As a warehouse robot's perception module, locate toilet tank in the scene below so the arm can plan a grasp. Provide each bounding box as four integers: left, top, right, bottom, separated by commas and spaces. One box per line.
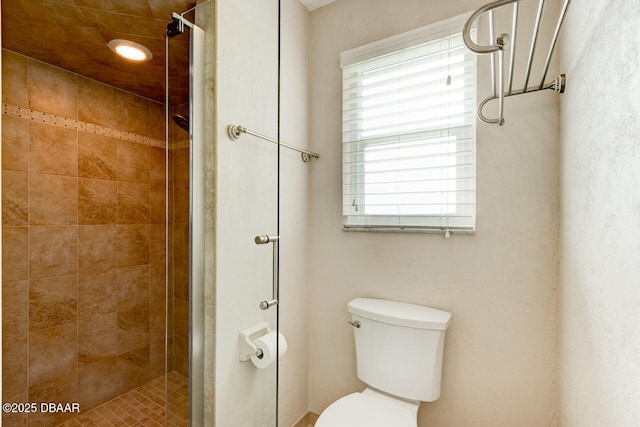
348, 298, 452, 402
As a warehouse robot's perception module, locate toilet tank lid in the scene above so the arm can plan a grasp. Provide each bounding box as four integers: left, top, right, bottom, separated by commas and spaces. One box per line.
348, 298, 451, 330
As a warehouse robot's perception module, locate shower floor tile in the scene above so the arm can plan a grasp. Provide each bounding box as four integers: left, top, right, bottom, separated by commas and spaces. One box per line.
57, 371, 189, 427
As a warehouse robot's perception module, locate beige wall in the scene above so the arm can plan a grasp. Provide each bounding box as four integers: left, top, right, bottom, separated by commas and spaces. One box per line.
1, 50, 166, 426
214, 1, 280, 425
307, 1, 560, 426
198, 0, 218, 423
558, 0, 640, 426
279, 0, 312, 426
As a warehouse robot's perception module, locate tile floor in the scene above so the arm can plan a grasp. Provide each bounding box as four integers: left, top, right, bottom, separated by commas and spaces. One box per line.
56, 372, 188, 426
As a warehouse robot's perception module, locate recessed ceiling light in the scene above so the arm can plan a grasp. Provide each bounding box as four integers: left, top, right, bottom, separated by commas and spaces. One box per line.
108, 39, 153, 62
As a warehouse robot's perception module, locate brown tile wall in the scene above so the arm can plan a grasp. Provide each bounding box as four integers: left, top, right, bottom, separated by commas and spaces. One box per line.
1, 49, 167, 427
168, 103, 190, 377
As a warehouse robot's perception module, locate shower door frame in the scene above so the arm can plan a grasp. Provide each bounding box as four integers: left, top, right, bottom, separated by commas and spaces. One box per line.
165, 11, 206, 426
188, 18, 206, 426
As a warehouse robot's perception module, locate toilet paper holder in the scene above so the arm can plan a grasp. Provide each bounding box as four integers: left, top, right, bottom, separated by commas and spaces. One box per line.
238, 321, 271, 362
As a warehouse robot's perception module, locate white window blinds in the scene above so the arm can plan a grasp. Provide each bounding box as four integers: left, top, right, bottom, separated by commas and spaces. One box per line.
341, 16, 476, 231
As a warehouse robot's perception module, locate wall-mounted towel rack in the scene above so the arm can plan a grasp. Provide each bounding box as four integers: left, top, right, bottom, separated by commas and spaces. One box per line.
463, 0, 570, 125
227, 124, 320, 162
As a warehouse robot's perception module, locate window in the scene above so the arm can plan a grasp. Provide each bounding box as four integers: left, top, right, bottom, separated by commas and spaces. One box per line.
341, 14, 476, 232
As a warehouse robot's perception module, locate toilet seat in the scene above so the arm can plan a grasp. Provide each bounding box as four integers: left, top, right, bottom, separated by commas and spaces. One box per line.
315, 389, 418, 427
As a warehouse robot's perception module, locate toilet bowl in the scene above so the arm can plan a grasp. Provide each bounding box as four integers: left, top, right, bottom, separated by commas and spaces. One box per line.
315, 298, 451, 426
315, 388, 419, 427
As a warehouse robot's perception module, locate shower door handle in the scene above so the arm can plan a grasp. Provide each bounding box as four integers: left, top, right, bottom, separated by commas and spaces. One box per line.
255, 235, 279, 310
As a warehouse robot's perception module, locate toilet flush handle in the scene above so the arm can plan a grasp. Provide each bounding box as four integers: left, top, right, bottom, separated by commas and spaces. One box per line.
347, 320, 361, 328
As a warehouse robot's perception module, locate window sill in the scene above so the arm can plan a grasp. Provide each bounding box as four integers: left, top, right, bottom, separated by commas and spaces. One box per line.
342, 226, 475, 235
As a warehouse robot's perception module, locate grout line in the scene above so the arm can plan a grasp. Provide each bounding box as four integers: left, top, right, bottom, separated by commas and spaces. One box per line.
25, 57, 32, 423
75, 82, 80, 416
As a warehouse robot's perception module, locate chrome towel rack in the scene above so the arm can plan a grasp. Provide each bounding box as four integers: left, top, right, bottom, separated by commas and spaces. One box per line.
463, 0, 570, 125
227, 124, 320, 162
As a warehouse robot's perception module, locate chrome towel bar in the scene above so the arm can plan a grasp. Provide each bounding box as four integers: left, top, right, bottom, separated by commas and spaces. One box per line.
228, 124, 320, 162
462, 0, 570, 125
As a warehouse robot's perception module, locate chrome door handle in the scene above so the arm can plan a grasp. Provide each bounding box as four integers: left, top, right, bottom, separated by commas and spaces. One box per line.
255, 235, 279, 310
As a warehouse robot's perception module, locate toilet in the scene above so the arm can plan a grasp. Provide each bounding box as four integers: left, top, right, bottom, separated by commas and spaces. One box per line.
315, 298, 452, 427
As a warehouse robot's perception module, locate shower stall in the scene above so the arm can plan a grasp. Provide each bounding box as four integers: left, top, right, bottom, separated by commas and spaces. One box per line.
1, 0, 287, 425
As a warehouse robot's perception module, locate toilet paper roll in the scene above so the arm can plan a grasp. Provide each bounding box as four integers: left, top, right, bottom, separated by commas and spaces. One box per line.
250, 330, 287, 369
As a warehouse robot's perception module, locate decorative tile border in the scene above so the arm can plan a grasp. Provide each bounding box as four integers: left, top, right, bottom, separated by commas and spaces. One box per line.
3, 103, 165, 148
170, 139, 190, 150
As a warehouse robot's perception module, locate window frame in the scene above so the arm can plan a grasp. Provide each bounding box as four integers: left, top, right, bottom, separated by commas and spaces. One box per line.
340, 13, 477, 233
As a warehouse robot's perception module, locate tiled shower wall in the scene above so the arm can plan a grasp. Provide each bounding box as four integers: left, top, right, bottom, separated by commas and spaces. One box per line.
168, 104, 190, 377
1, 49, 167, 426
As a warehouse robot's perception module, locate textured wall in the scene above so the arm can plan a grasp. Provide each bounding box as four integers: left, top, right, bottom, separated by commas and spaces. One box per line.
558, 0, 640, 426
214, 1, 280, 425
307, 1, 560, 426
1, 50, 166, 426
278, 0, 312, 426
